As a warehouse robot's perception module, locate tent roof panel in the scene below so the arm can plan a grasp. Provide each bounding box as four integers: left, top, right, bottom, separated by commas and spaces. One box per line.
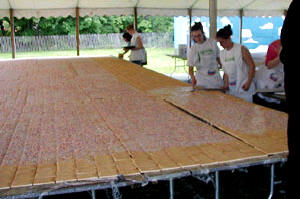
0, 0, 292, 18
79, 0, 136, 8
138, 0, 195, 9
9, 0, 77, 9
245, 0, 291, 10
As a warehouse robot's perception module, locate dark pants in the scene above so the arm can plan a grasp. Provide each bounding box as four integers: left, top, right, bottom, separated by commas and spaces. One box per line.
130, 60, 143, 66
252, 93, 287, 113
286, 111, 298, 199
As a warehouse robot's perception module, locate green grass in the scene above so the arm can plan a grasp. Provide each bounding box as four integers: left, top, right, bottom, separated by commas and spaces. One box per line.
0, 48, 188, 74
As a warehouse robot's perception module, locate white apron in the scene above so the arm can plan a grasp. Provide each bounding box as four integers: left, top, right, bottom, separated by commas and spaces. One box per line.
187, 39, 223, 89
129, 32, 146, 62
255, 63, 284, 90
221, 43, 255, 102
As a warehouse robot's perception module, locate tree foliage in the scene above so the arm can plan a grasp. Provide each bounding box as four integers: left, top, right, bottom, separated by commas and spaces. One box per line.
0, 15, 173, 36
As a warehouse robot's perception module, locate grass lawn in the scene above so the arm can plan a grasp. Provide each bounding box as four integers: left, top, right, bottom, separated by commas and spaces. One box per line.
0, 48, 188, 75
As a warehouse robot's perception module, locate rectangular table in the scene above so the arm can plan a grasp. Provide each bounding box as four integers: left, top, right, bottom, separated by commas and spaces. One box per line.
0, 57, 287, 199
166, 54, 189, 76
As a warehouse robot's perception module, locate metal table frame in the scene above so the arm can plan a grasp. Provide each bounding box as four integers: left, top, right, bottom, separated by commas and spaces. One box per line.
0, 157, 286, 199
166, 54, 189, 77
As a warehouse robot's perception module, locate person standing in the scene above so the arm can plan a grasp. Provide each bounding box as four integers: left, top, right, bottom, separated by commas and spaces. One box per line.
280, 1, 299, 198
118, 32, 132, 59
187, 22, 223, 89
216, 25, 256, 102
263, 39, 284, 89
126, 24, 147, 66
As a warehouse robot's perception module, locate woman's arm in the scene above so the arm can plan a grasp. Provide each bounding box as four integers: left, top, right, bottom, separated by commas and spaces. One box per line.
132, 37, 144, 50
265, 41, 281, 69
216, 57, 222, 69
241, 45, 255, 91
189, 66, 196, 87
123, 48, 129, 54
266, 56, 281, 69
118, 48, 129, 59
222, 73, 229, 90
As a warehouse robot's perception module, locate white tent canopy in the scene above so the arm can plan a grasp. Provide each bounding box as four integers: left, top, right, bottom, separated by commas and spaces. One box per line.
0, 0, 291, 18
1, 0, 291, 58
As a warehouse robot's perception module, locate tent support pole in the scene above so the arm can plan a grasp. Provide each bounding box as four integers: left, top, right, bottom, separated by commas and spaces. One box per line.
188, 8, 192, 48
76, 7, 80, 56
209, 0, 217, 39
9, 8, 16, 59
239, 9, 244, 44
134, 7, 138, 30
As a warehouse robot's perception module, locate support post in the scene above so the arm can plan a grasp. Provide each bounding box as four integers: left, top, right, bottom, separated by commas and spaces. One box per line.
215, 171, 219, 199
9, 8, 16, 59
239, 9, 244, 44
91, 189, 96, 199
134, 7, 138, 30
76, 7, 80, 56
209, 0, 217, 39
268, 164, 275, 199
169, 178, 174, 199
111, 181, 121, 199
188, 8, 192, 48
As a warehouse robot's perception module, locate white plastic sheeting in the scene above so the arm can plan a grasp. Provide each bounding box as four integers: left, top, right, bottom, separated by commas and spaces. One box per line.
0, 0, 291, 18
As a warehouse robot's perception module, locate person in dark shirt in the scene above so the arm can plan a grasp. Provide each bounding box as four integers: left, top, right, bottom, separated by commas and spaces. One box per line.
280, 1, 299, 198
118, 32, 132, 59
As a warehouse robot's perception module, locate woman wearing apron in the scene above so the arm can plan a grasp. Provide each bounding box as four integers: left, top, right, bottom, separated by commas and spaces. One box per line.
187, 22, 223, 89
216, 25, 256, 102
126, 24, 147, 66
260, 39, 284, 89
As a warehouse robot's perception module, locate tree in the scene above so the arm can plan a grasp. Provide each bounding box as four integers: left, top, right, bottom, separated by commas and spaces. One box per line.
0, 15, 173, 36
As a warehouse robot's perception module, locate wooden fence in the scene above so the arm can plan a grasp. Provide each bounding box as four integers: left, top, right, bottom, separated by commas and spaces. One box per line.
0, 32, 173, 52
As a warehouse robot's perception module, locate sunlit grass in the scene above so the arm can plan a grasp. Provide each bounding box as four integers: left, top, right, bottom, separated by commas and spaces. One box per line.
0, 48, 188, 74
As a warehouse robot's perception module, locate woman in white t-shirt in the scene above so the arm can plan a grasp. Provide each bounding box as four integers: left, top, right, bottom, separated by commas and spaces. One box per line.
216, 25, 256, 102
126, 24, 147, 66
187, 22, 223, 89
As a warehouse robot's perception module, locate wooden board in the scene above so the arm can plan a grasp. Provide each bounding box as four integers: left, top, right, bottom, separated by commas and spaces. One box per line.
0, 57, 282, 194
162, 87, 288, 155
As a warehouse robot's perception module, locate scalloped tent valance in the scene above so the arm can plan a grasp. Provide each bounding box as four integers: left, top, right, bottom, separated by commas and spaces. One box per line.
0, 0, 291, 18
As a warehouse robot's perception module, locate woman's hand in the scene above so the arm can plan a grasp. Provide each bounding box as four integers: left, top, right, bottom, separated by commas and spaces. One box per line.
242, 81, 251, 91
221, 86, 229, 91
191, 76, 197, 87
222, 73, 229, 91
189, 66, 196, 87
118, 53, 124, 59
